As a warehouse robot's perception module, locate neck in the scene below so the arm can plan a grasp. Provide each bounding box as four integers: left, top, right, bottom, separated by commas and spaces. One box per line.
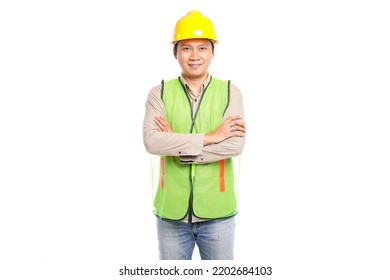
182, 73, 208, 96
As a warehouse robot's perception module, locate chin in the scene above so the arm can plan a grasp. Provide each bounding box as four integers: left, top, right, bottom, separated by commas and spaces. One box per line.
186, 72, 207, 78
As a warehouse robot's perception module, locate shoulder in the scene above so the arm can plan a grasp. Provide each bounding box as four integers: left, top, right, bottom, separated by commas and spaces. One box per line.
212, 77, 241, 92
211, 76, 243, 98
147, 83, 163, 101
229, 82, 241, 92
147, 77, 181, 100
229, 82, 243, 99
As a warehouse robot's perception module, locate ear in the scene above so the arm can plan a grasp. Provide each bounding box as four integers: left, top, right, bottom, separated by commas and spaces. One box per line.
173, 48, 177, 59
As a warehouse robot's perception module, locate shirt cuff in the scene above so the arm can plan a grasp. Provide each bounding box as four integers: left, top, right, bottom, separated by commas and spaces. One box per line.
178, 134, 204, 163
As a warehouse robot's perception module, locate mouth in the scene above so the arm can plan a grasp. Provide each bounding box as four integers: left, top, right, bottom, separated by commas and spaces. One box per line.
188, 63, 202, 70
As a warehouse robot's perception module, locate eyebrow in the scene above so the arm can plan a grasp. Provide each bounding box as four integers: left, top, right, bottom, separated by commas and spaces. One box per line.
181, 43, 208, 48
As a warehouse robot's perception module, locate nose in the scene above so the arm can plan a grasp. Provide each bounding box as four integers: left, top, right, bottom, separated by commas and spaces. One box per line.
189, 49, 200, 60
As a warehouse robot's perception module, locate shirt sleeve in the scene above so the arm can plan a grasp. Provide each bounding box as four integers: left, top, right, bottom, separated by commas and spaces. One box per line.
143, 84, 205, 157
179, 83, 246, 164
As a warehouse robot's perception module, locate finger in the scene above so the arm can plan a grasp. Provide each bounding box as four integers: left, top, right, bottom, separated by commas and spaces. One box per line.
154, 118, 166, 131
233, 122, 246, 131
155, 116, 164, 123
154, 119, 163, 129
234, 122, 246, 129
160, 120, 170, 130
228, 117, 244, 126
226, 115, 242, 120
155, 116, 172, 132
155, 117, 167, 127
234, 131, 246, 137
231, 125, 246, 134
224, 115, 241, 124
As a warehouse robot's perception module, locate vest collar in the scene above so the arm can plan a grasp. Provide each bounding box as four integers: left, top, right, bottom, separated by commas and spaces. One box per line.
179, 74, 212, 96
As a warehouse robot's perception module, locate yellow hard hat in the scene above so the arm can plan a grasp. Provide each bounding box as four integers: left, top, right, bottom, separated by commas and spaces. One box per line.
172, 10, 218, 45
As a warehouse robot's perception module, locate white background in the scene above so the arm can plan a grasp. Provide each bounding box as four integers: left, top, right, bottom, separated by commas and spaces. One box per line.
1, 0, 389, 279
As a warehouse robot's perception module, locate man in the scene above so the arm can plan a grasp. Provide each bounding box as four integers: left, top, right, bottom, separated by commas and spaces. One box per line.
143, 10, 246, 260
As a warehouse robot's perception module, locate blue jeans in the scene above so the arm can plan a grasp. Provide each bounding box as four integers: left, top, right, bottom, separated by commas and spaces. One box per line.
156, 216, 235, 260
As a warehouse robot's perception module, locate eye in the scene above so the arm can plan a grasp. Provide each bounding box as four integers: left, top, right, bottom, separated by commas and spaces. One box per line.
199, 47, 207, 52
182, 47, 191, 52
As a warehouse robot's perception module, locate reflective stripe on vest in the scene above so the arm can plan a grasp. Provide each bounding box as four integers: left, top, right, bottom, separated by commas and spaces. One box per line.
220, 159, 225, 192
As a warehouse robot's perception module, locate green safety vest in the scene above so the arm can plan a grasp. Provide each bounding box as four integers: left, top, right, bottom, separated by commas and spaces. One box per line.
153, 77, 237, 220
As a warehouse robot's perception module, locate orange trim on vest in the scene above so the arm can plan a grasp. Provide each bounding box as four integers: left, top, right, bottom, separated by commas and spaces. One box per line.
160, 157, 165, 189
219, 160, 225, 192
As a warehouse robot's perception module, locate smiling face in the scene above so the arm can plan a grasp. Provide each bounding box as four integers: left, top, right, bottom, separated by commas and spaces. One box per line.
174, 38, 214, 82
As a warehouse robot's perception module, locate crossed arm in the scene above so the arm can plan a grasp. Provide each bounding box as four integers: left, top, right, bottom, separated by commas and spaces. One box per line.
143, 84, 246, 164
154, 115, 245, 146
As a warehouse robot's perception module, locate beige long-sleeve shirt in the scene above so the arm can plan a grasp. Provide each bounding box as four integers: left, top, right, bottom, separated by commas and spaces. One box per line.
143, 74, 245, 222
